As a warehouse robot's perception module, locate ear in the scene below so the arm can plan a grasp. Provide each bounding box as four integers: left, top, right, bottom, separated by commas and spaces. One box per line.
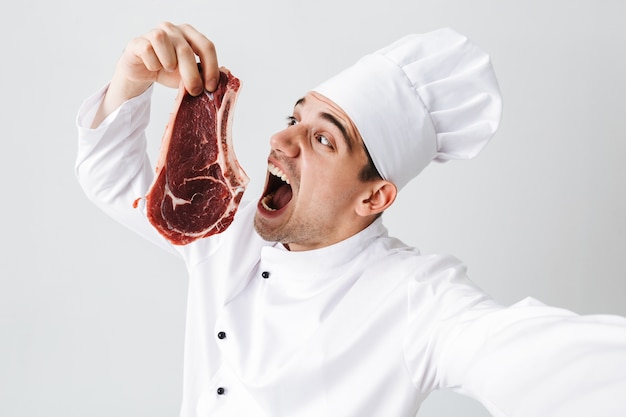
356, 180, 397, 217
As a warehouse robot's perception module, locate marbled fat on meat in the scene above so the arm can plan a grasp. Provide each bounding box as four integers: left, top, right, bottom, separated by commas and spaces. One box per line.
144, 69, 248, 245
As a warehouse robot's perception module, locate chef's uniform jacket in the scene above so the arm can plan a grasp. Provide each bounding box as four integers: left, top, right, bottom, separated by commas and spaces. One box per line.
75, 85, 626, 417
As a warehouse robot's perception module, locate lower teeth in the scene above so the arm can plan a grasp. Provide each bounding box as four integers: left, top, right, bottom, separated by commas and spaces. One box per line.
261, 194, 276, 211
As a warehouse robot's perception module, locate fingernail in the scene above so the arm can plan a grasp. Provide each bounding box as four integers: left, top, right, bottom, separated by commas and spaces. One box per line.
207, 78, 218, 92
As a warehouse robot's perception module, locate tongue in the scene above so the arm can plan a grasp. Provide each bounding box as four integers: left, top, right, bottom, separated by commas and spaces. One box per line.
273, 184, 293, 209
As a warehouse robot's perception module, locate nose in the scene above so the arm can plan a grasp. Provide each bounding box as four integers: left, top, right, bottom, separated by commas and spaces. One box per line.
269, 125, 304, 158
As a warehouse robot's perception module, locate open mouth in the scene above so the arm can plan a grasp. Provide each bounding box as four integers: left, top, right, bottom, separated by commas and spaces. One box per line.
260, 162, 293, 212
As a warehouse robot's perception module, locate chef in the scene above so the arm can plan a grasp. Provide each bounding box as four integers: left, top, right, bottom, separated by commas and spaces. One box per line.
76, 22, 626, 416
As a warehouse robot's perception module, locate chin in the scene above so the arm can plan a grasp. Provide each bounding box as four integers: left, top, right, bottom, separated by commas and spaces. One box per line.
253, 211, 279, 242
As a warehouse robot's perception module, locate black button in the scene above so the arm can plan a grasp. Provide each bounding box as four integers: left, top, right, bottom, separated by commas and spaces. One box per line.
217, 387, 226, 395
261, 271, 270, 279
217, 331, 226, 340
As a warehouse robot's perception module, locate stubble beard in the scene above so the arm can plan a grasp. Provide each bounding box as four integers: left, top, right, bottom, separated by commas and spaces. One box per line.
253, 211, 324, 248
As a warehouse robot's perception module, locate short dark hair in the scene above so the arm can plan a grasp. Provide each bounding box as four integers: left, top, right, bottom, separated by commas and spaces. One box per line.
359, 144, 382, 182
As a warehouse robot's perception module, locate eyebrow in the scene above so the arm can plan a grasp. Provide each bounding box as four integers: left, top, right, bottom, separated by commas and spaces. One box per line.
294, 97, 354, 152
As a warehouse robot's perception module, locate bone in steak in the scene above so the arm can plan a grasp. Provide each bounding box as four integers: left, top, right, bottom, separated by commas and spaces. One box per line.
142, 69, 248, 245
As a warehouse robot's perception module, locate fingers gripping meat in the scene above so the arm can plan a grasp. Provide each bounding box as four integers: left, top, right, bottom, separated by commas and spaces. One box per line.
142, 69, 249, 245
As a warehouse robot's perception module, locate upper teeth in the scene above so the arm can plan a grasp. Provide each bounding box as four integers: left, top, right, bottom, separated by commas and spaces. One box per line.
268, 163, 290, 185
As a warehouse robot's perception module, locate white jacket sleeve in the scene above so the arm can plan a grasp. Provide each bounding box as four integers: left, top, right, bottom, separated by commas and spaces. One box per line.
75, 84, 178, 256
436, 297, 626, 417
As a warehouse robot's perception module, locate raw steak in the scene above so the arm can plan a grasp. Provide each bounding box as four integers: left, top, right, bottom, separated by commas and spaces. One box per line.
142, 69, 248, 245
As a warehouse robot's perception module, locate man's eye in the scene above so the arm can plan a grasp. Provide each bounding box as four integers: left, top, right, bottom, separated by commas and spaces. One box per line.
286, 116, 298, 126
316, 134, 332, 148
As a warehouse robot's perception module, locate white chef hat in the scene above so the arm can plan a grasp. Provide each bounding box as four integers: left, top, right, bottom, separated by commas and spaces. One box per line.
313, 28, 502, 190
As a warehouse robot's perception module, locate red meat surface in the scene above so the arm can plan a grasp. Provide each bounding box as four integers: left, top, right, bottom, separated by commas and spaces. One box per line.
143, 69, 248, 245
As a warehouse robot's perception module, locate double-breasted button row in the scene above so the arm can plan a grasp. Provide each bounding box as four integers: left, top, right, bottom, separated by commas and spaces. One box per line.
216, 332, 227, 395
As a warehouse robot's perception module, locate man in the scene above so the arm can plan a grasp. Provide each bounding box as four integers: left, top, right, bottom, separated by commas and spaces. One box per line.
76, 22, 626, 416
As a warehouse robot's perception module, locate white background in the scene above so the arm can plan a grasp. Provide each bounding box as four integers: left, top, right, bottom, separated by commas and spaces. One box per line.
1, 0, 625, 416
